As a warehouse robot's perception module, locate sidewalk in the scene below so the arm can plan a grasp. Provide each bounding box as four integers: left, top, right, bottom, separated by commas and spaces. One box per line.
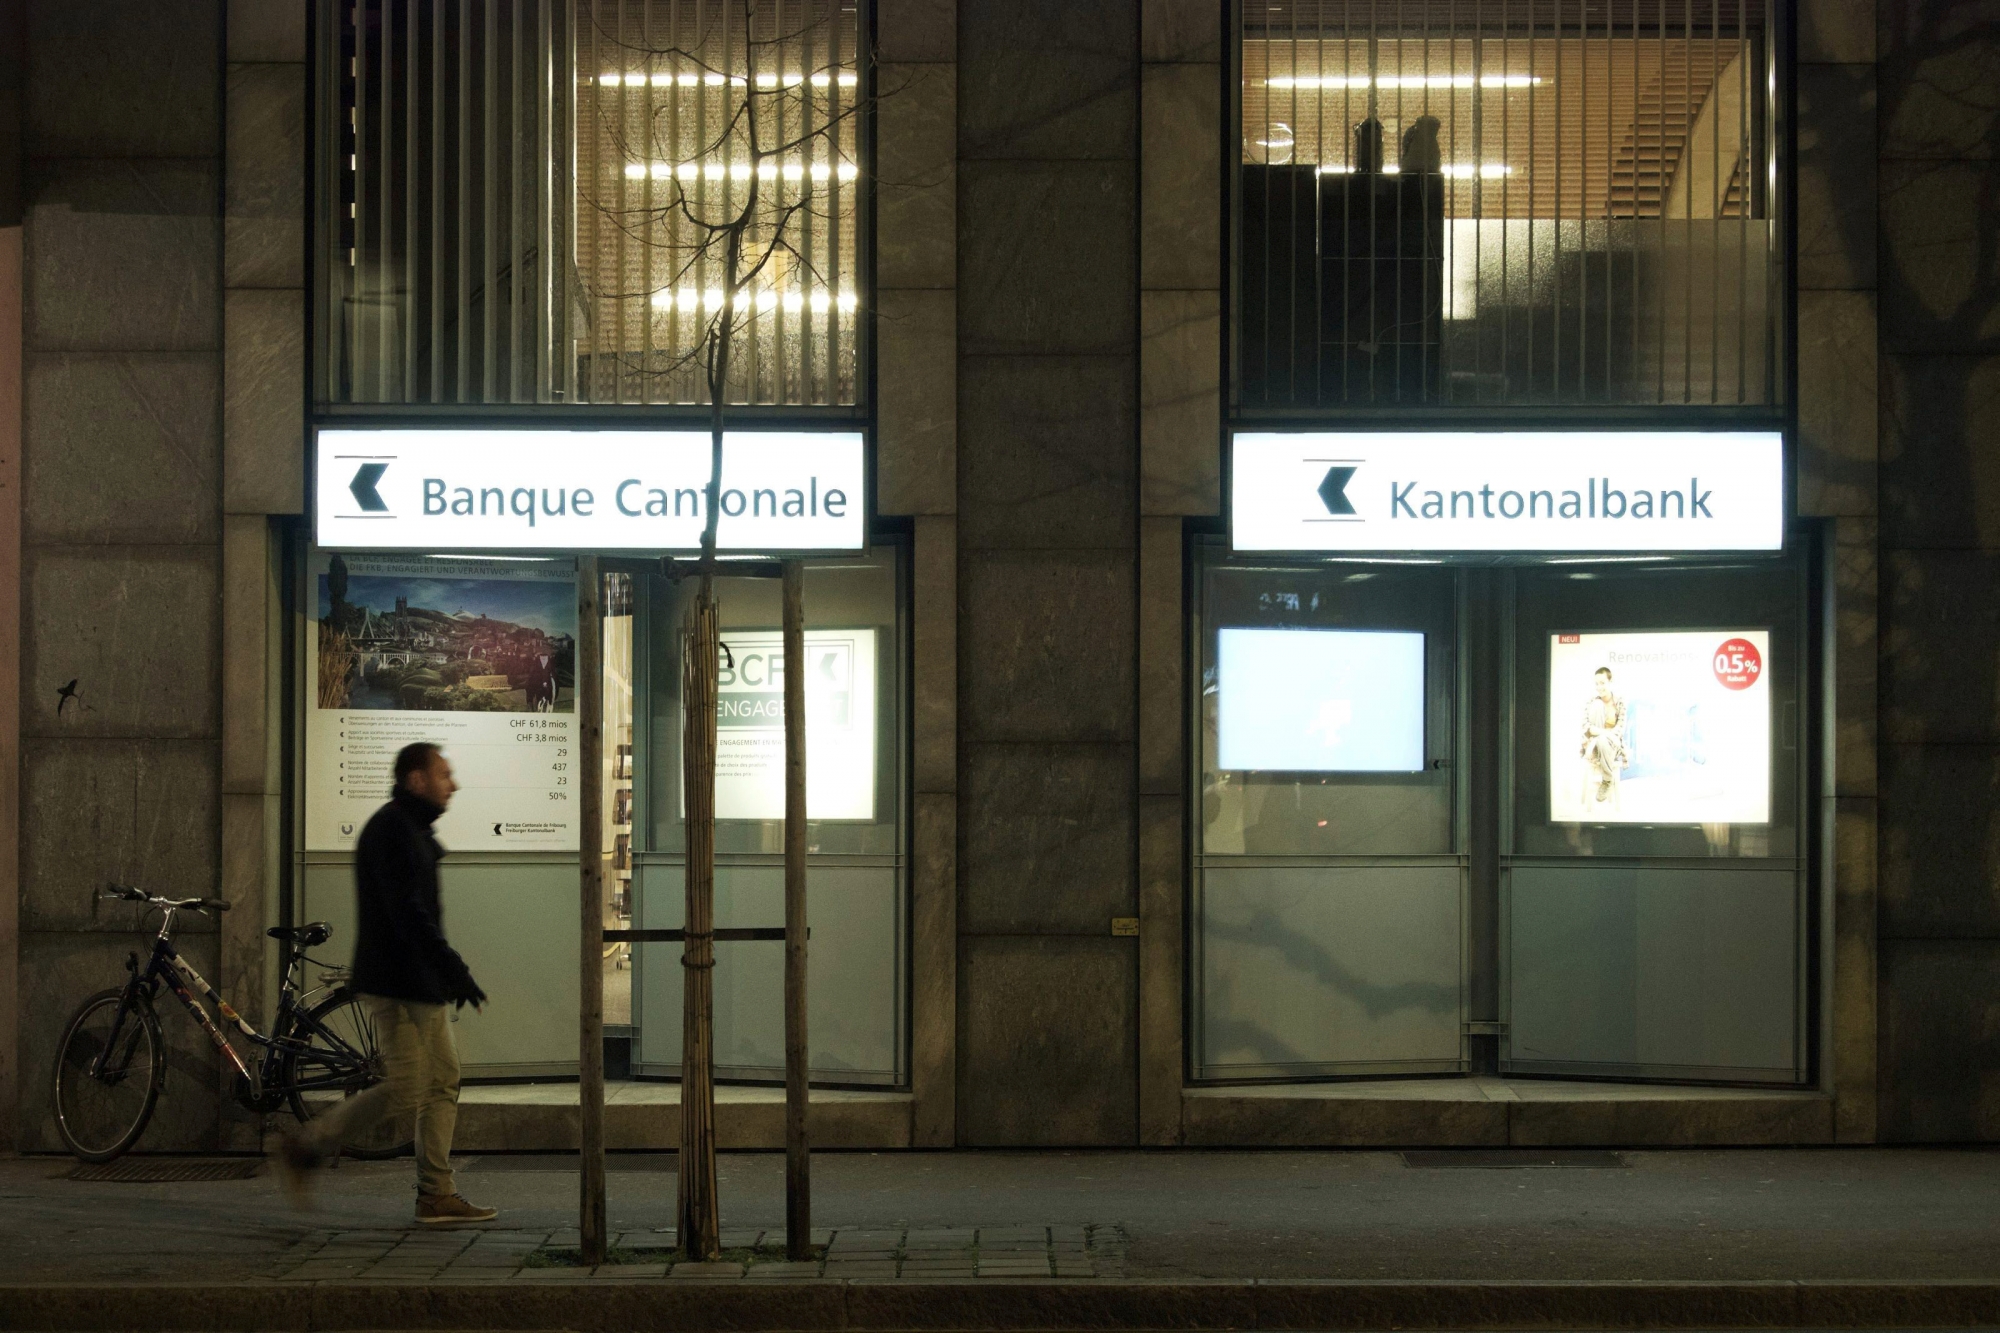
4, 1146, 1999, 1328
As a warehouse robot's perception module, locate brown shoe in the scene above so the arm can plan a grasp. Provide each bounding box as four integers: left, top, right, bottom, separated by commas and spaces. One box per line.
415, 1193, 498, 1225
276, 1131, 323, 1208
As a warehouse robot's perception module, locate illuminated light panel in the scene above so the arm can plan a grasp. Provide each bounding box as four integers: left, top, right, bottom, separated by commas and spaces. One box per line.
596, 71, 857, 88
1265, 74, 1541, 89
1314, 162, 1513, 178
649, 287, 859, 315
621, 160, 858, 183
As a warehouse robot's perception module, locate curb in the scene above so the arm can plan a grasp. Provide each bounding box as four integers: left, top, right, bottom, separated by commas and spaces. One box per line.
4, 1279, 2000, 1331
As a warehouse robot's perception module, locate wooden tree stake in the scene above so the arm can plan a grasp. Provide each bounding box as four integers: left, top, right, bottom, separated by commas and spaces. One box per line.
782, 559, 811, 1259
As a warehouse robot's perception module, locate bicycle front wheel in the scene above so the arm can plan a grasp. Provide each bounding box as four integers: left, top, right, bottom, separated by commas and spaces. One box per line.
278, 988, 411, 1160
53, 989, 165, 1163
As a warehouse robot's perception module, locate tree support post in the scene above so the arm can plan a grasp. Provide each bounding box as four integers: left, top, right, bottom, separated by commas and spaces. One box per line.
679, 587, 722, 1260
782, 560, 811, 1259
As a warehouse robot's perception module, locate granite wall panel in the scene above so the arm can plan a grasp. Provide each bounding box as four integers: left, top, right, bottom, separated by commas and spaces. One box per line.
24, 160, 221, 353
228, 0, 307, 63
1880, 548, 2000, 745
1881, 354, 2000, 549
26, 0, 221, 158
957, 356, 1135, 550
876, 0, 954, 65
959, 161, 1136, 357
959, 549, 1135, 745
19, 739, 220, 934
877, 65, 957, 293
958, 0, 1135, 160
878, 289, 958, 517
22, 354, 220, 545
959, 743, 1135, 934
1138, 63, 1221, 292
224, 62, 306, 290
1138, 290, 1220, 517
1878, 160, 2000, 355
1877, 1, 1999, 161
1880, 744, 2000, 938
21, 545, 221, 742
222, 288, 304, 515
1795, 63, 1878, 292
1877, 937, 2000, 1143
957, 935, 1138, 1145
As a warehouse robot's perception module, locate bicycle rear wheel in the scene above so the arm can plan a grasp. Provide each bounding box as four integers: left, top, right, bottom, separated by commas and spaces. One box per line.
278, 987, 411, 1160
53, 989, 165, 1163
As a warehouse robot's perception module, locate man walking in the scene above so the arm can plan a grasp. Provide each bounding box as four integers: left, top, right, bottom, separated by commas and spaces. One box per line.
282, 742, 497, 1224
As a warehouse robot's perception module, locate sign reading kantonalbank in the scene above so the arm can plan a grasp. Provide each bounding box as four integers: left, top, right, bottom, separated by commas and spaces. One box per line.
1231, 430, 1785, 554
314, 427, 866, 554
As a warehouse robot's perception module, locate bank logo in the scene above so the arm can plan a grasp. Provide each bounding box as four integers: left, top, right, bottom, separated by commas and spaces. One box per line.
716, 639, 855, 730
1317, 465, 1357, 516
349, 462, 390, 511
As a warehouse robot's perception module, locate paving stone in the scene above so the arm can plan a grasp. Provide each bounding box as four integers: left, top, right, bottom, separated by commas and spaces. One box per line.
825, 1262, 898, 1277
747, 1261, 825, 1278
592, 1264, 669, 1278
670, 1261, 747, 1278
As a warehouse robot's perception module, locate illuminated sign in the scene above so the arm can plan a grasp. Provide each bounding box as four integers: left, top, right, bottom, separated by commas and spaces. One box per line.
315, 427, 866, 554
702, 629, 878, 821
1549, 629, 1772, 825
1217, 628, 1426, 772
1231, 430, 1784, 554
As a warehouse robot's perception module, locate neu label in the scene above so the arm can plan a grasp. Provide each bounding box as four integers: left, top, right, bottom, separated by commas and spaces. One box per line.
1713, 637, 1763, 690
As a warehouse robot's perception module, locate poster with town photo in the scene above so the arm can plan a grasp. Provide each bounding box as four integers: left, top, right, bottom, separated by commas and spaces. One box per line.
305, 552, 581, 851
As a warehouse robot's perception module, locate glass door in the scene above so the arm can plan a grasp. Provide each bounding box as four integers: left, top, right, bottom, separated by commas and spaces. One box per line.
1190, 543, 1467, 1079
1501, 559, 1810, 1083
629, 550, 909, 1085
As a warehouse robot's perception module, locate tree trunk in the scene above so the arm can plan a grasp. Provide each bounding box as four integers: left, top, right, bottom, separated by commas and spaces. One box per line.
782, 560, 811, 1259
577, 558, 607, 1265
677, 588, 722, 1261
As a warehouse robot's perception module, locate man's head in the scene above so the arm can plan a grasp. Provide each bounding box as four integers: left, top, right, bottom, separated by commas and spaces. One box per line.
394, 742, 457, 810
1594, 666, 1614, 700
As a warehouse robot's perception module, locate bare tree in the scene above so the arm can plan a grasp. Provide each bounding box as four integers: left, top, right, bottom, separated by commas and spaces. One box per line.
575, 0, 870, 1262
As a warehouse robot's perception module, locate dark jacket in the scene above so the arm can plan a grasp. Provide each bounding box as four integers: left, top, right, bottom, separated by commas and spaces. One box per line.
350, 790, 483, 1005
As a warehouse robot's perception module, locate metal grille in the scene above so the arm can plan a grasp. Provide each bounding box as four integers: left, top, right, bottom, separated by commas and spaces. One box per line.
314, 0, 862, 408
1236, 0, 1780, 409
67, 1159, 266, 1183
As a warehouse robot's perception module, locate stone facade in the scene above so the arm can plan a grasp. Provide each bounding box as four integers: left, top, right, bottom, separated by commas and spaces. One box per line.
3, 0, 1997, 1151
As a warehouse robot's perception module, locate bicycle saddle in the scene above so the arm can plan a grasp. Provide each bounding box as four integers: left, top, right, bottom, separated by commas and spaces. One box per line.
267, 922, 332, 947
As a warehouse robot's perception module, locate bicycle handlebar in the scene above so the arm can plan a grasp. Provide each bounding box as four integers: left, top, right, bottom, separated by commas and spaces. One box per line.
103, 883, 231, 913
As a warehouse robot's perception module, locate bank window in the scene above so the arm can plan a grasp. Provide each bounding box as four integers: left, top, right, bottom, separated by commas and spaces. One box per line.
1236, 1, 1780, 409
314, 0, 864, 407
1189, 545, 1810, 1087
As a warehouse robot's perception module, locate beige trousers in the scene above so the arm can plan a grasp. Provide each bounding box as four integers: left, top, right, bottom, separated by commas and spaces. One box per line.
303, 996, 461, 1199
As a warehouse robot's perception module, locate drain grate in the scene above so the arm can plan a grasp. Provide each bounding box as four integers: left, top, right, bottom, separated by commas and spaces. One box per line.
1401, 1149, 1627, 1169
68, 1158, 265, 1183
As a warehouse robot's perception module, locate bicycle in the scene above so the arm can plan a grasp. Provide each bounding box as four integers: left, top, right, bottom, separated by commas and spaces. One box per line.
51, 883, 411, 1164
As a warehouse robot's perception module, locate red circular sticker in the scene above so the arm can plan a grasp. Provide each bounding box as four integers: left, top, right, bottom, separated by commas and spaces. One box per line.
1713, 637, 1763, 690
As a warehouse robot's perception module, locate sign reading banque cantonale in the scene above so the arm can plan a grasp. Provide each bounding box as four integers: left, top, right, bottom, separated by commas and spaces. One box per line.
315, 428, 866, 554
1231, 430, 1784, 554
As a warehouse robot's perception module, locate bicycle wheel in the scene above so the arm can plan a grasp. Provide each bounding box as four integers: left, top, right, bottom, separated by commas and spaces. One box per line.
277, 987, 410, 1160
52, 989, 165, 1163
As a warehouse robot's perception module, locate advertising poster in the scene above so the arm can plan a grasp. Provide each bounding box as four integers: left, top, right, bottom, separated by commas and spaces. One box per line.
1548, 630, 1771, 824
697, 629, 878, 821
1217, 628, 1426, 772
306, 552, 581, 850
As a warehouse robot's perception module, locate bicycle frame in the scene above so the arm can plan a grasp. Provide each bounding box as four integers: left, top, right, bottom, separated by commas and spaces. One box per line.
94, 905, 376, 1112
